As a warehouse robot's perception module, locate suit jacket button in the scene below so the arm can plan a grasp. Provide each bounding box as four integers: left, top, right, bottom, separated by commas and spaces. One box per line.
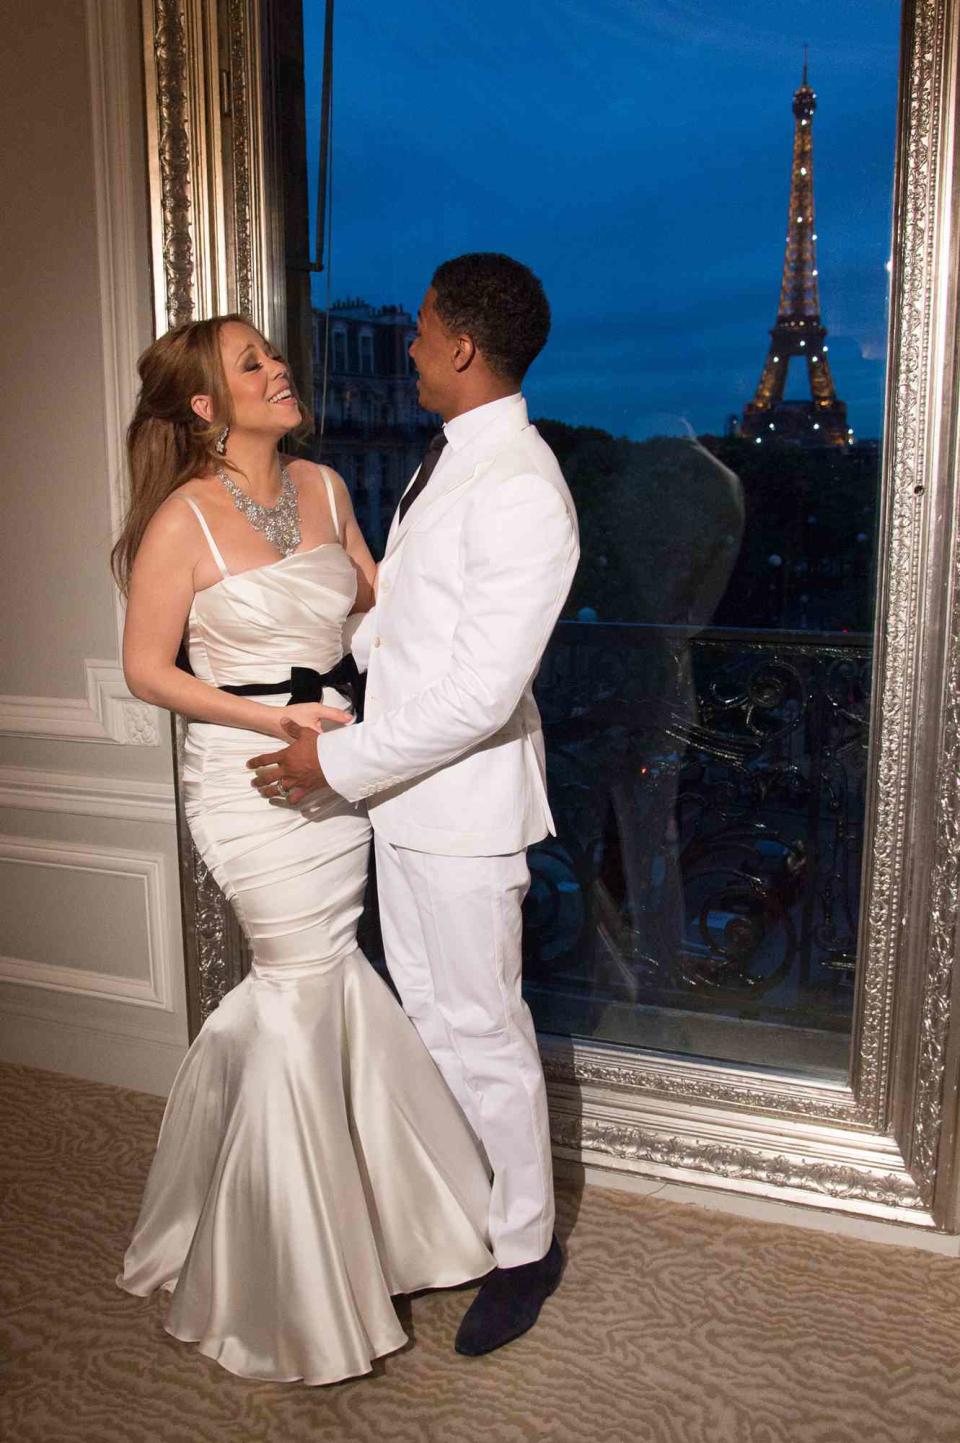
373, 636, 382, 648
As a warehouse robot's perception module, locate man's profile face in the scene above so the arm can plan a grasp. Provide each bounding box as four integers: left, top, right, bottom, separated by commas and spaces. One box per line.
409, 287, 452, 414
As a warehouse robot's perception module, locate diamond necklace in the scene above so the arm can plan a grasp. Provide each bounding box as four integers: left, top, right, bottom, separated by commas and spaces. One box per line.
216, 463, 302, 558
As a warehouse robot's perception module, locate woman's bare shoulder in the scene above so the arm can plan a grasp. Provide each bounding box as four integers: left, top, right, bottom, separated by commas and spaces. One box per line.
144, 481, 219, 547
172, 474, 226, 504
287, 456, 347, 490
287, 457, 356, 522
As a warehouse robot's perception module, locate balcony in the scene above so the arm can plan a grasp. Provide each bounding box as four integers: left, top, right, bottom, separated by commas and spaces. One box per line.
527, 622, 869, 1071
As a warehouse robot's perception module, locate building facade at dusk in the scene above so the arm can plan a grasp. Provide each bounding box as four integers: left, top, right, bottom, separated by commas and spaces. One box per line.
309, 301, 439, 553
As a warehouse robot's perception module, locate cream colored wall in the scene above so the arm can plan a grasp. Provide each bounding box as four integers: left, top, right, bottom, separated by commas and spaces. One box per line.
0, 3, 117, 695
0, 0, 188, 1094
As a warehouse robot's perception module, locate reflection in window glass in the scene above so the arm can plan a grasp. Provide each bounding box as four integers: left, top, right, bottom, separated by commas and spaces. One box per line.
296, 0, 899, 1076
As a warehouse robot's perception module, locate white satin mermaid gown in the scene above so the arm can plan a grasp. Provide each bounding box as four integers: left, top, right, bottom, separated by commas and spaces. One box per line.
118, 476, 494, 1386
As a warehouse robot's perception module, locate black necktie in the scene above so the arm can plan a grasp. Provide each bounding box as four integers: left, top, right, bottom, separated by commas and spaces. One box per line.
398, 431, 447, 525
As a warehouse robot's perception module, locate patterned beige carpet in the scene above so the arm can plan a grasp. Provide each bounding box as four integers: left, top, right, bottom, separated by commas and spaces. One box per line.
3, 1062, 960, 1443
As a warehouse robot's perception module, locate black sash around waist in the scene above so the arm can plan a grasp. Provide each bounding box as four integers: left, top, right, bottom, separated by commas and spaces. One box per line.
221, 656, 363, 719
177, 647, 363, 720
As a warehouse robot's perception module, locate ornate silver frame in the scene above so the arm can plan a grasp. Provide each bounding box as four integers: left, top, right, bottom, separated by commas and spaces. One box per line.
142, 0, 960, 1229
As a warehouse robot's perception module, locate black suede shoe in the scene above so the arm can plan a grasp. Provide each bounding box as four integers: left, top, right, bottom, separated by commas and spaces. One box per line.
454, 1235, 563, 1356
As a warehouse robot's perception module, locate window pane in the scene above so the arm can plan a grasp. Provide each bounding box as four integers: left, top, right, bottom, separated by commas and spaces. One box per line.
295, 0, 899, 1078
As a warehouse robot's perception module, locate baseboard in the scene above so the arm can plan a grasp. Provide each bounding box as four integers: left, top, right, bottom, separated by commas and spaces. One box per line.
0, 1010, 185, 1096
555, 1156, 960, 1255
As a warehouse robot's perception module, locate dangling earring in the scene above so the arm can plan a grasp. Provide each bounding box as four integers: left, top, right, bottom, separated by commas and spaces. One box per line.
215, 425, 229, 456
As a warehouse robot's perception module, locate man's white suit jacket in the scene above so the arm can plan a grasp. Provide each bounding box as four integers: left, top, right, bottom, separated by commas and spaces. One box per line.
317, 393, 580, 857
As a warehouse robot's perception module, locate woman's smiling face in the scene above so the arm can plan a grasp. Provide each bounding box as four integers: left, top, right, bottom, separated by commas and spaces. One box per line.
215, 321, 302, 437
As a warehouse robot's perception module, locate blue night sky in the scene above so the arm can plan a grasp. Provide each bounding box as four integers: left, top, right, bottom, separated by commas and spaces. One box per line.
302, 1, 900, 440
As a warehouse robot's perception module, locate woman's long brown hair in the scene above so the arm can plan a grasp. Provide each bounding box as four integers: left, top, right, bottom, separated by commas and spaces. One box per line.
110, 313, 247, 594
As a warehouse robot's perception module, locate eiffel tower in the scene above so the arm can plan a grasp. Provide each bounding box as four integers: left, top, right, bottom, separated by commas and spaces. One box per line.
742, 58, 849, 448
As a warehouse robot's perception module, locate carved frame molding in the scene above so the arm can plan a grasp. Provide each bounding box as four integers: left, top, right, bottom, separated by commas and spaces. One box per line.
140, 0, 268, 1032
142, 0, 960, 1228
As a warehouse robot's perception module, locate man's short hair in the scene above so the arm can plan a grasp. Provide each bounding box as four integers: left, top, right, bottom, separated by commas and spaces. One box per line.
431, 253, 551, 382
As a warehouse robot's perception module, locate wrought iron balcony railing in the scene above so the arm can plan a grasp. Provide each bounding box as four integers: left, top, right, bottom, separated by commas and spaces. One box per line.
527, 622, 870, 1034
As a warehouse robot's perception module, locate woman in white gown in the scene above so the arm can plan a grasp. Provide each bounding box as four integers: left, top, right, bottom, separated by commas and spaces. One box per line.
113, 314, 493, 1385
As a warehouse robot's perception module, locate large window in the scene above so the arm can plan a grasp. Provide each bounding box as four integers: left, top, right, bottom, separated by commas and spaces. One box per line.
142, 0, 960, 1225
292, 0, 898, 1079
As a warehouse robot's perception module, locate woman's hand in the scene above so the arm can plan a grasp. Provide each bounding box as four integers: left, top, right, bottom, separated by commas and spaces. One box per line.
272, 701, 354, 737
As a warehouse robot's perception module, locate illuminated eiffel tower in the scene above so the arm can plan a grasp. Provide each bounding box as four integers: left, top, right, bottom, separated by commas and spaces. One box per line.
742, 57, 849, 448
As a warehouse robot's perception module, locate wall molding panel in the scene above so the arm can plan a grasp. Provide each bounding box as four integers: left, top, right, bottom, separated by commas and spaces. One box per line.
0, 767, 176, 824
0, 836, 174, 1011
0, 661, 161, 746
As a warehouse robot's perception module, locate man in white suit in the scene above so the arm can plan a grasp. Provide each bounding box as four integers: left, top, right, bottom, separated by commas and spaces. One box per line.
250, 253, 579, 1355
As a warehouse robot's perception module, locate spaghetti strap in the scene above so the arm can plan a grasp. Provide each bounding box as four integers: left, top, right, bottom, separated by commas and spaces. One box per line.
180, 496, 230, 578
320, 466, 341, 542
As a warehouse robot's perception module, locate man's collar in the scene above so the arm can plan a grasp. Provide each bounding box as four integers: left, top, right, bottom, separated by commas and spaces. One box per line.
442, 392, 524, 452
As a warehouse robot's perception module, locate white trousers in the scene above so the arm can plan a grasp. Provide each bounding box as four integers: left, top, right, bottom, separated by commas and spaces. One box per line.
374, 836, 555, 1268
